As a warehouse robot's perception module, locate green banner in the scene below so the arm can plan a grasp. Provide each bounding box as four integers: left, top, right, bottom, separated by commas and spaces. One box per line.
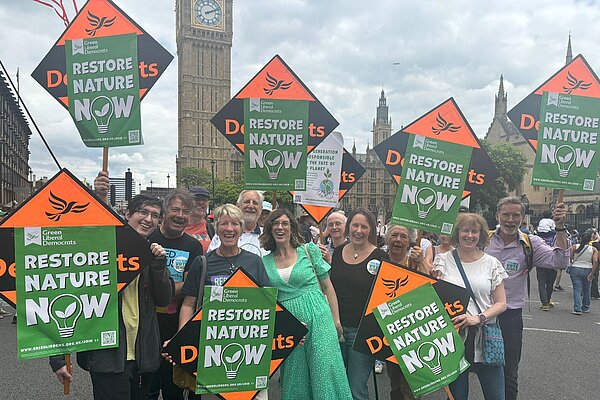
15, 226, 119, 360
66, 33, 142, 148
533, 92, 600, 191
391, 135, 471, 234
244, 99, 308, 190
373, 283, 469, 397
196, 286, 278, 394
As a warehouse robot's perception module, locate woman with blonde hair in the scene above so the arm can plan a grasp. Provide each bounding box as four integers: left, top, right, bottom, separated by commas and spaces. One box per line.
433, 213, 507, 400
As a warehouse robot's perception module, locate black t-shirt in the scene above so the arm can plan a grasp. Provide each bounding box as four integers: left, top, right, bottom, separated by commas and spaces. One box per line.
330, 243, 388, 327
149, 230, 204, 284
182, 249, 271, 299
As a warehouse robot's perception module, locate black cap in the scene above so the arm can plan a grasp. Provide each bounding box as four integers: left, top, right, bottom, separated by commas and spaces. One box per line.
190, 186, 210, 198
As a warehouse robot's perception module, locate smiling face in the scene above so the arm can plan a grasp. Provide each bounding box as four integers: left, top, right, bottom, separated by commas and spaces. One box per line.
349, 213, 371, 246
386, 225, 411, 261
496, 203, 523, 238
271, 214, 291, 246
162, 198, 191, 237
126, 204, 161, 239
458, 224, 481, 250
238, 191, 262, 228
217, 214, 242, 249
326, 213, 346, 242
190, 196, 209, 224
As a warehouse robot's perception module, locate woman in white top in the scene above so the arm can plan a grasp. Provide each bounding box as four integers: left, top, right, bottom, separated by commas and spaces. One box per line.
433, 213, 507, 400
568, 229, 599, 314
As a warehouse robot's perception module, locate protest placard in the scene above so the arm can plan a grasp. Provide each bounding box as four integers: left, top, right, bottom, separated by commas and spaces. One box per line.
196, 286, 277, 394
532, 92, 600, 191
373, 283, 469, 397
65, 33, 142, 147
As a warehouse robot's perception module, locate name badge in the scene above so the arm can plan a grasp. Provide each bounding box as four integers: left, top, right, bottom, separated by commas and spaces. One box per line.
505, 260, 520, 272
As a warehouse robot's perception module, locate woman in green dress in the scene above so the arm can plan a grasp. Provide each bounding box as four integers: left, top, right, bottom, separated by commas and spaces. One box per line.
260, 208, 352, 400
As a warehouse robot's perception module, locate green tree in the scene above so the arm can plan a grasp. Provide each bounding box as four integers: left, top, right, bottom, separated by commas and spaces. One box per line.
472, 140, 527, 217
179, 167, 212, 189
213, 179, 244, 208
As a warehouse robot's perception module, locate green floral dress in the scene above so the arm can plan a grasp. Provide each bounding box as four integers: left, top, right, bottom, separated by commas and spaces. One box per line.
262, 242, 352, 400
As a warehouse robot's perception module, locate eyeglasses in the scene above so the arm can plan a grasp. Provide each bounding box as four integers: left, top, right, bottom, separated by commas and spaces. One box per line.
136, 208, 161, 220
272, 221, 290, 228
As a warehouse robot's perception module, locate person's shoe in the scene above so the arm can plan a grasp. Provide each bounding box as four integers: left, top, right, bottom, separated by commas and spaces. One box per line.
374, 361, 384, 374
583, 309, 590, 313
541, 304, 551, 311
548, 301, 556, 307
592, 296, 600, 300
555, 285, 565, 291
572, 310, 582, 315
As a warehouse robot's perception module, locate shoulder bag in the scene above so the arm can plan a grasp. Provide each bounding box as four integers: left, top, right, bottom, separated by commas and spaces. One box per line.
452, 250, 505, 367
173, 255, 207, 393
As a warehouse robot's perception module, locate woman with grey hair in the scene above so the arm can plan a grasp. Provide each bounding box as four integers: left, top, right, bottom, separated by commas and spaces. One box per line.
177, 204, 270, 399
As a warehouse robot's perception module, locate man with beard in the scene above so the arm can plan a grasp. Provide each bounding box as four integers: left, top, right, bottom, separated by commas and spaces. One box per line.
147, 189, 203, 400
485, 196, 569, 400
208, 190, 267, 256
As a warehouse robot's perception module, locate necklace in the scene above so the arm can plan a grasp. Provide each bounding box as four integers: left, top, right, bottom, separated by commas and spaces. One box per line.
219, 248, 241, 274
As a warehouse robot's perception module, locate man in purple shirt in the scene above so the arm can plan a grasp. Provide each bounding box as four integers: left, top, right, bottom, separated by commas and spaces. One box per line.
485, 196, 569, 400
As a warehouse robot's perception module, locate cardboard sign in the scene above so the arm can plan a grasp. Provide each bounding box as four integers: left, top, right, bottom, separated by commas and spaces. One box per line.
0, 169, 153, 307
533, 92, 600, 191
211, 55, 338, 153
508, 54, 600, 151
32, 0, 173, 108
382, 99, 489, 234
163, 268, 307, 400
374, 284, 469, 397
196, 287, 278, 394
65, 33, 143, 147
353, 260, 469, 362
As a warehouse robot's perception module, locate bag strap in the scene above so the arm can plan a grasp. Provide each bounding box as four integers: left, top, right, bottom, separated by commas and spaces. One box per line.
571, 244, 589, 266
195, 255, 208, 311
452, 249, 483, 315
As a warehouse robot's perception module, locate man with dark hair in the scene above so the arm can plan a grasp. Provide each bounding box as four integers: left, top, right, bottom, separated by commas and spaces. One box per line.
147, 189, 203, 400
485, 196, 569, 400
51, 172, 174, 400
185, 186, 214, 253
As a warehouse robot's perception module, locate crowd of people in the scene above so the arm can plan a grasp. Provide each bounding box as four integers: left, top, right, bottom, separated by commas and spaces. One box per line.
39, 169, 583, 400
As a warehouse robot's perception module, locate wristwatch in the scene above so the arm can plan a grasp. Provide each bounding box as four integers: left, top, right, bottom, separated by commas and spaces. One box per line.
478, 313, 487, 324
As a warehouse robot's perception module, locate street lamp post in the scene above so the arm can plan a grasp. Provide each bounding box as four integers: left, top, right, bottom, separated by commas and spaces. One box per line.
210, 160, 216, 206
150, 180, 153, 195
167, 174, 170, 189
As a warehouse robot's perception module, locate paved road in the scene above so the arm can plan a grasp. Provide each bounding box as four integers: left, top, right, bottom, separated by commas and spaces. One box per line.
1, 272, 598, 399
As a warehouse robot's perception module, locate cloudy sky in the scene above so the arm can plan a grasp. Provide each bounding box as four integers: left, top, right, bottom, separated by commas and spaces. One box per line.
1, 0, 600, 188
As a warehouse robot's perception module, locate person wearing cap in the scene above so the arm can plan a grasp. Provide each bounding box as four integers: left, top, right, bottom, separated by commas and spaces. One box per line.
185, 186, 215, 253
258, 200, 273, 229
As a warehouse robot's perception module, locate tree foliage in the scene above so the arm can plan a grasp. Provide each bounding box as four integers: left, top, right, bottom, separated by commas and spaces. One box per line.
178, 167, 212, 189
472, 140, 527, 216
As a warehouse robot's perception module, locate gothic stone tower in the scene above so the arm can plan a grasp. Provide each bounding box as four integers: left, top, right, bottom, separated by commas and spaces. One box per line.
372, 89, 392, 146
176, 0, 235, 184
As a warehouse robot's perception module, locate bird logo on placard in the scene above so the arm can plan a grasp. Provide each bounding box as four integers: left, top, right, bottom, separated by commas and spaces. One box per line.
382, 276, 409, 297
432, 113, 461, 135
563, 71, 591, 94
85, 11, 116, 37
45, 192, 89, 222
263, 72, 292, 95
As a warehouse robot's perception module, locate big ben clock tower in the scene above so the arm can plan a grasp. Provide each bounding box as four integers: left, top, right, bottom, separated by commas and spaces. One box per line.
176, 0, 237, 184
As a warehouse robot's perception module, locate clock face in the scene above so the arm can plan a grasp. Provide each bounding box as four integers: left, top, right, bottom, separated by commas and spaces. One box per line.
194, 0, 223, 27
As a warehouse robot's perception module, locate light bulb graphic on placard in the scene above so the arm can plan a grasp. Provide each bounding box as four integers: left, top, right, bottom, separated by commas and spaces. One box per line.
555, 145, 576, 177
263, 149, 283, 179
416, 187, 436, 219
221, 343, 245, 379
91, 96, 114, 134
49, 294, 83, 338
417, 342, 442, 375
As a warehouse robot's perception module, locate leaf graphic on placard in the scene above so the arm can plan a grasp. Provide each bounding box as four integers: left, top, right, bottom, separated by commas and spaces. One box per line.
95, 103, 110, 117
267, 156, 281, 166
559, 153, 573, 163
63, 302, 77, 318
225, 350, 242, 364
424, 347, 436, 361
422, 195, 434, 204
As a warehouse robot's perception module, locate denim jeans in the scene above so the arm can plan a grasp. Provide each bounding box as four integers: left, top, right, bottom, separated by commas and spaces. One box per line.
340, 326, 375, 400
569, 266, 592, 312
536, 268, 557, 304
448, 363, 505, 400
497, 308, 522, 400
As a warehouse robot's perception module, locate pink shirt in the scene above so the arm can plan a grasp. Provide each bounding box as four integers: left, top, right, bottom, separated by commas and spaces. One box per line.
485, 229, 569, 309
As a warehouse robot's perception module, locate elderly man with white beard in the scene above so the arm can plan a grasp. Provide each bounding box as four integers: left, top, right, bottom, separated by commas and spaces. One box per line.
207, 190, 269, 257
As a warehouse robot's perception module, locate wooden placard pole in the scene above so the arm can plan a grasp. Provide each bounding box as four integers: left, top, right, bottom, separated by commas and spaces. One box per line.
443, 385, 455, 400
409, 230, 424, 270
102, 147, 109, 172
557, 189, 564, 204
272, 191, 277, 211
64, 353, 72, 395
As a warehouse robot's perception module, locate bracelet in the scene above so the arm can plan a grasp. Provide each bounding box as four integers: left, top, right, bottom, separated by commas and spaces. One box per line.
555, 227, 567, 232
